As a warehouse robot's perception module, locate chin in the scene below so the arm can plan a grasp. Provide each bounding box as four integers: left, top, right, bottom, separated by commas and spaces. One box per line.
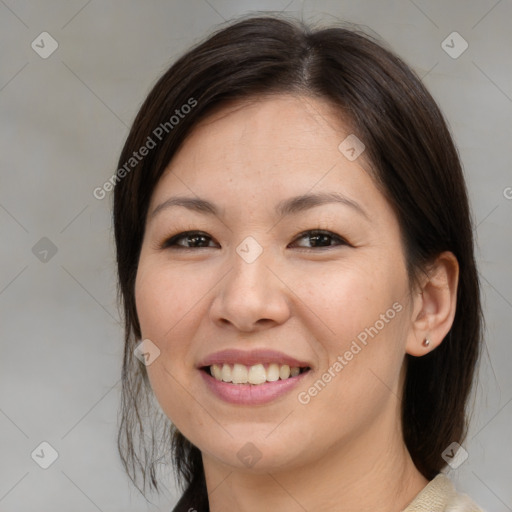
196, 430, 308, 473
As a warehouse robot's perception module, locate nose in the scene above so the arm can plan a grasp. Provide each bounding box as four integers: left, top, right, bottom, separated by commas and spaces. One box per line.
209, 245, 291, 333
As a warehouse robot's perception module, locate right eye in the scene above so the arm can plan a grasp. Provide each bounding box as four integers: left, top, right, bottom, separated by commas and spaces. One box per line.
161, 231, 218, 249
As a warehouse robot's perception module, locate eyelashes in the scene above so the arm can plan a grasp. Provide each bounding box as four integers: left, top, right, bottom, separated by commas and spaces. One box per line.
160, 229, 350, 251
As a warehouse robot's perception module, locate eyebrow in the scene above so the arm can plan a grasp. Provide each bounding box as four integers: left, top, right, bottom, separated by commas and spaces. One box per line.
150, 191, 370, 222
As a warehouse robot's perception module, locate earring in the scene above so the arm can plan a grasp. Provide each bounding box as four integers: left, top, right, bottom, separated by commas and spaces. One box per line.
423, 338, 431, 347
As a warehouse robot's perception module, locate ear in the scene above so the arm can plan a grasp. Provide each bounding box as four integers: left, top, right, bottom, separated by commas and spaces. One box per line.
406, 251, 459, 357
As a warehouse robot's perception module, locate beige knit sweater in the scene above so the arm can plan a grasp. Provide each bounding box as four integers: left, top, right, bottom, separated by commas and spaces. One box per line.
402, 474, 484, 511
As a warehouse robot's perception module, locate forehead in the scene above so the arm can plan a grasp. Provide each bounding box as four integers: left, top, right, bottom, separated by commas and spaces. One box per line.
150, 94, 389, 224
175, 94, 356, 170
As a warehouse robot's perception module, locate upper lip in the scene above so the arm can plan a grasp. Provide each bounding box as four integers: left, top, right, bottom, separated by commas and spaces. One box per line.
198, 349, 312, 369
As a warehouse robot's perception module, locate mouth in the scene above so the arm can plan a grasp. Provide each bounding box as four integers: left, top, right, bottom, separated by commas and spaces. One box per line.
201, 363, 311, 385
197, 348, 313, 405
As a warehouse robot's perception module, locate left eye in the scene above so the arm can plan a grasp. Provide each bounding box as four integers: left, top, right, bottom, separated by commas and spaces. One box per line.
289, 230, 348, 249
161, 229, 348, 250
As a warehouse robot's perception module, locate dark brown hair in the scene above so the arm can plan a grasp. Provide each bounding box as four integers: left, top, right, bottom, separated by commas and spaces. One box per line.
114, 15, 482, 511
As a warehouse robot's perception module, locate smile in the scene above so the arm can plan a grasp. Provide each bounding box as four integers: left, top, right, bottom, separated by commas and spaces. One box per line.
206, 363, 310, 385
198, 348, 313, 405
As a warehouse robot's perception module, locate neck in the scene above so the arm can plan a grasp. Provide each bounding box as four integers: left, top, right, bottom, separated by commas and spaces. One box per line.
203, 405, 428, 511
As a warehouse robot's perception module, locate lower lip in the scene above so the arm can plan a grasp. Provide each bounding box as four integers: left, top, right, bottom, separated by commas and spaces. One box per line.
200, 368, 311, 405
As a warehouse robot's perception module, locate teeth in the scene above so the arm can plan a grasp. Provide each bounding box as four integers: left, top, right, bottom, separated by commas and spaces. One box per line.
290, 366, 300, 377
209, 363, 306, 385
232, 363, 248, 384
211, 364, 222, 380
266, 363, 280, 382
279, 365, 290, 379
248, 364, 266, 384
221, 364, 232, 382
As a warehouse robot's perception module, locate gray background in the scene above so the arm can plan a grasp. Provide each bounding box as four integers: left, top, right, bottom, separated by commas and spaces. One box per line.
1, 0, 511, 510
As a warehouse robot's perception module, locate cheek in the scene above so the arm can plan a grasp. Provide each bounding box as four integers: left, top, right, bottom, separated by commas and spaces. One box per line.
282, 270, 407, 466
297, 258, 404, 343
135, 260, 207, 342
134, 248, 409, 432
134, 262, 204, 406
295, 259, 408, 401
134, 290, 199, 436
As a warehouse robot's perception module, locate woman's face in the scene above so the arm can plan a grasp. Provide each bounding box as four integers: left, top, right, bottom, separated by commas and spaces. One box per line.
135, 94, 417, 473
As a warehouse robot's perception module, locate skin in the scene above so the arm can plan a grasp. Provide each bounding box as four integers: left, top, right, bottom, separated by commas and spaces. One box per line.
135, 94, 459, 511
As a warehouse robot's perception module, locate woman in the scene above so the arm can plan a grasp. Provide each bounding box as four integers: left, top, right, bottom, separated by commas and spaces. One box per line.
114, 15, 484, 511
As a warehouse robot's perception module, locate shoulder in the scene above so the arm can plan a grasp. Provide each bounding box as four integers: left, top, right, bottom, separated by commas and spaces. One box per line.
403, 474, 485, 512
